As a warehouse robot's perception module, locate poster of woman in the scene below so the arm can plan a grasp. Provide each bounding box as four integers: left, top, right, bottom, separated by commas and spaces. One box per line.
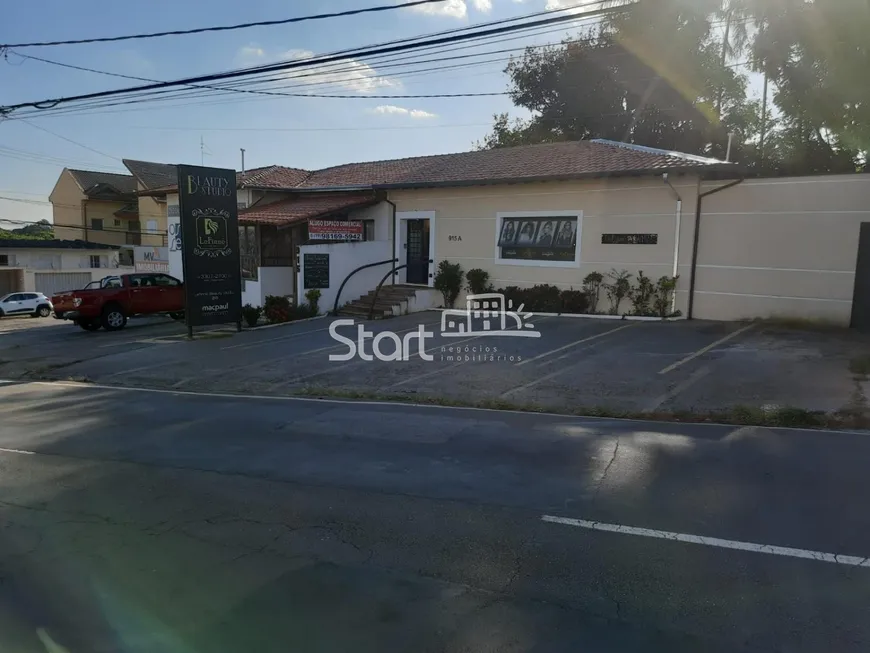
498, 219, 518, 246
554, 220, 577, 248
536, 221, 556, 247
516, 221, 538, 245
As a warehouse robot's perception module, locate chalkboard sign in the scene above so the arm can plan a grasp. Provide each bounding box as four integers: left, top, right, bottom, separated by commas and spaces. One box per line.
304, 253, 330, 289
602, 233, 658, 245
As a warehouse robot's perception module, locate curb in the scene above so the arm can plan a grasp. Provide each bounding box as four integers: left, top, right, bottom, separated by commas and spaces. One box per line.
243, 314, 327, 331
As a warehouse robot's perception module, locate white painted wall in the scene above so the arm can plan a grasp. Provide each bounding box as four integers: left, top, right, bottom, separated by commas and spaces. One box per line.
241, 278, 262, 308
260, 267, 294, 298
0, 248, 124, 271
297, 240, 392, 313
350, 201, 392, 241
167, 193, 183, 280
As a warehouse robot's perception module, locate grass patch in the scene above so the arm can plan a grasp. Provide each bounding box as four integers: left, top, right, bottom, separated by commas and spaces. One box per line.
754, 316, 846, 332
850, 355, 870, 377
291, 386, 868, 430
192, 331, 234, 340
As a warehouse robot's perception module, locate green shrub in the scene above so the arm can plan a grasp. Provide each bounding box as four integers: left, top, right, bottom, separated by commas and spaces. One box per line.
653, 275, 679, 318
466, 268, 493, 295
582, 272, 604, 314
434, 260, 463, 308
560, 289, 589, 314
304, 288, 322, 316
497, 284, 585, 314
630, 270, 655, 316
603, 269, 632, 315
264, 295, 291, 323
241, 303, 262, 328
294, 302, 316, 319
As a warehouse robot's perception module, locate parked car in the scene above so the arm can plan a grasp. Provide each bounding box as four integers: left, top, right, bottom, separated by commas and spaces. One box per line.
52, 273, 185, 331
0, 292, 53, 318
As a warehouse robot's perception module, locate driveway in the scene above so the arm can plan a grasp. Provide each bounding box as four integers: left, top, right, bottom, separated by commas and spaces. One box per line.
5, 311, 869, 425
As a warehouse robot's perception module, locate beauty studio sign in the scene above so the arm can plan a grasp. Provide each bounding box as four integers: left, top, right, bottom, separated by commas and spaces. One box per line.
177, 165, 242, 328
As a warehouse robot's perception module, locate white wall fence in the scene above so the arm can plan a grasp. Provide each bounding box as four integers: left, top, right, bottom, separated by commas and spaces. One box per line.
298, 240, 393, 312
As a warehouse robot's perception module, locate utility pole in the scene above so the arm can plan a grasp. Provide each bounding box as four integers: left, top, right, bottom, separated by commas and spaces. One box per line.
240, 148, 246, 173
200, 135, 205, 166
759, 71, 769, 166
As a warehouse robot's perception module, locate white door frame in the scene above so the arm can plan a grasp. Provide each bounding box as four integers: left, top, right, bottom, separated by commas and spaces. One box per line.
394, 211, 436, 287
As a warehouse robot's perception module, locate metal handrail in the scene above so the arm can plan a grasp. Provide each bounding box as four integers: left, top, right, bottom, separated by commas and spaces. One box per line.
369, 264, 408, 320
332, 257, 398, 315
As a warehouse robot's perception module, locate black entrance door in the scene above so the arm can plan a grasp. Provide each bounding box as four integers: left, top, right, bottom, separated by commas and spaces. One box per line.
851, 222, 870, 330
406, 219, 430, 284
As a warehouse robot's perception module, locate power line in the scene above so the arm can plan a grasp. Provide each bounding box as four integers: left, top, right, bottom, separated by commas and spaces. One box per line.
19, 119, 122, 162
0, 0, 450, 49
0, 2, 626, 116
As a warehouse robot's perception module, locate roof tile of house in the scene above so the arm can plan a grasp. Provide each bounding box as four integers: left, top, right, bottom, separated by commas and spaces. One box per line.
0, 239, 119, 250
238, 165, 311, 188
67, 169, 138, 195
239, 193, 378, 226
298, 139, 730, 189
123, 159, 178, 190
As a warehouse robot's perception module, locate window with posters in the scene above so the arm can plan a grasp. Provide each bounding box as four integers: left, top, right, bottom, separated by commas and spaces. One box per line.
496, 212, 581, 266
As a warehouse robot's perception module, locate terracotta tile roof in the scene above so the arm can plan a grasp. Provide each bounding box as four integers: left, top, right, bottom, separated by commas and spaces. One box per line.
67, 169, 137, 196
299, 139, 732, 189
239, 165, 311, 188
239, 193, 378, 226
123, 159, 178, 190
131, 139, 734, 198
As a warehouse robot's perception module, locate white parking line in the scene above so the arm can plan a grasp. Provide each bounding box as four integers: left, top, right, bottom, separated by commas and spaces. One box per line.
643, 365, 711, 412
516, 323, 638, 367
658, 323, 755, 375
0, 447, 36, 455
387, 317, 554, 389
221, 325, 333, 351
541, 515, 870, 567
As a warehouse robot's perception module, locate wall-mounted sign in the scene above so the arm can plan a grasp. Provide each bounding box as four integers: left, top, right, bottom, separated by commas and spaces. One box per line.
602, 233, 658, 245
304, 253, 330, 289
498, 216, 578, 261
178, 164, 242, 328
134, 246, 169, 273
309, 219, 363, 242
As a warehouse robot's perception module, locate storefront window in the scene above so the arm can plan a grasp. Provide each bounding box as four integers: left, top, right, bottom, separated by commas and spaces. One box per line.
497, 214, 580, 264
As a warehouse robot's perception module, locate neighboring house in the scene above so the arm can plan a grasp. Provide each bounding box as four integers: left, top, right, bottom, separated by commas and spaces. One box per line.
153, 139, 870, 325
0, 238, 133, 296
49, 169, 140, 253
122, 159, 176, 247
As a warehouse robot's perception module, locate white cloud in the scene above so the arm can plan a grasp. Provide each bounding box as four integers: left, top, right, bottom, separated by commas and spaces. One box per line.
372, 105, 438, 118
234, 46, 400, 94
405, 0, 495, 19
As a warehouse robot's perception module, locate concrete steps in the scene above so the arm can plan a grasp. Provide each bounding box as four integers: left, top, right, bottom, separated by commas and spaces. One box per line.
338, 284, 423, 319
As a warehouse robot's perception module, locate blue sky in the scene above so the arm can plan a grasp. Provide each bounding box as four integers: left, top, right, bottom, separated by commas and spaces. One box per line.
2, 0, 579, 224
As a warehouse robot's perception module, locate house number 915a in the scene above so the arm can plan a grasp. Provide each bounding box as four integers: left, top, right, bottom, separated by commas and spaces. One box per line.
448, 235, 462, 241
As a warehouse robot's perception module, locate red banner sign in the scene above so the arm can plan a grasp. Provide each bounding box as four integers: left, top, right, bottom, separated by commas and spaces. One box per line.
308, 219, 363, 241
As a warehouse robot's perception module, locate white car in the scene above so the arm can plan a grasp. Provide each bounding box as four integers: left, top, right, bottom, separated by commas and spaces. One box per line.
0, 292, 54, 318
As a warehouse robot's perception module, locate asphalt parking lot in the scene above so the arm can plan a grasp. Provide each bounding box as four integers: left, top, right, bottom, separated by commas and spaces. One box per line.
4, 311, 868, 419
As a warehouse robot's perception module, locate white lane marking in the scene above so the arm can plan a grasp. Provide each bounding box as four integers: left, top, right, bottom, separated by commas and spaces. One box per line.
643, 365, 712, 412
387, 317, 554, 389
658, 323, 755, 375
220, 325, 332, 351
101, 359, 180, 379
541, 515, 870, 568
11, 380, 870, 435
516, 323, 638, 367
0, 447, 36, 455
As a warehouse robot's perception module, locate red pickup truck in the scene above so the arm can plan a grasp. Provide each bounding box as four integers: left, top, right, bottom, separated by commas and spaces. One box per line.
53, 273, 185, 331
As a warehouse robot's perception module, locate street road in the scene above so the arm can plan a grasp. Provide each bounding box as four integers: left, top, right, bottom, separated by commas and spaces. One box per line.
1, 380, 869, 652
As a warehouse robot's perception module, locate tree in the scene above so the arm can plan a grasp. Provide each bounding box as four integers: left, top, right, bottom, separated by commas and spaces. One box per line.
0, 219, 54, 240
479, 0, 752, 159
478, 0, 868, 175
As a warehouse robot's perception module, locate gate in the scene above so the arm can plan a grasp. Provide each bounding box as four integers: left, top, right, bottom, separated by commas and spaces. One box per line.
851, 223, 870, 330
34, 272, 92, 297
